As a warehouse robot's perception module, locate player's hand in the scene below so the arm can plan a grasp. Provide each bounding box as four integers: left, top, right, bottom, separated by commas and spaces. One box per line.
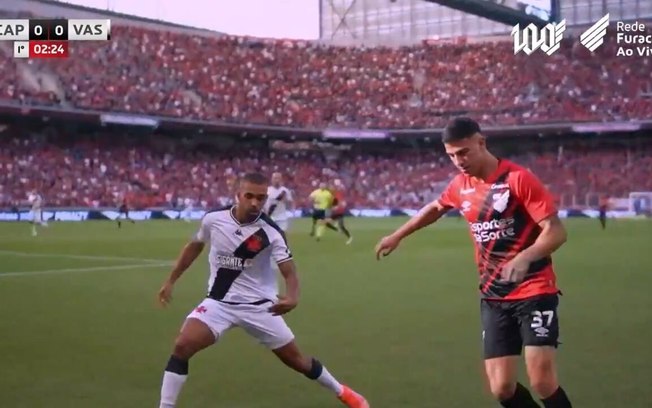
268, 295, 298, 316
375, 234, 401, 260
158, 281, 174, 307
500, 255, 531, 283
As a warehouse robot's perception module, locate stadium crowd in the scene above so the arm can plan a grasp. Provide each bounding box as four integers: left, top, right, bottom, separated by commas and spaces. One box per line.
1, 133, 651, 209
1, 9, 651, 129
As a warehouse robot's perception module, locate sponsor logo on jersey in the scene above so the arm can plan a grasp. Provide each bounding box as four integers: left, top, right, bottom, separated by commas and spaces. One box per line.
470, 217, 516, 243
215, 254, 253, 270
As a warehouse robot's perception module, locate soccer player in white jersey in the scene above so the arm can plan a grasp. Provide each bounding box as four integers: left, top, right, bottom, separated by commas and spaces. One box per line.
28, 191, 47, 236
265, 172, 293, 231
181, 197, 193, 223
156, 172, 369, 408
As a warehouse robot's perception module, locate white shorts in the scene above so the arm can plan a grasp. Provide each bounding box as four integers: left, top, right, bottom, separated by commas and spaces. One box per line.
273, 219, 290, 232
32, 210, 42, 223
186, 298, 295, 350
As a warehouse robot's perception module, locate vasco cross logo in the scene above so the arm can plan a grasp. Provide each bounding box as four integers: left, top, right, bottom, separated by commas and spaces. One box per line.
512, 20, 567, 56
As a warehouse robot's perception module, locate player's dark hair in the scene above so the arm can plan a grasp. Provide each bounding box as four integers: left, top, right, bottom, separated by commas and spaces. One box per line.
442, 117, 482, 143
240, 172, 268, 185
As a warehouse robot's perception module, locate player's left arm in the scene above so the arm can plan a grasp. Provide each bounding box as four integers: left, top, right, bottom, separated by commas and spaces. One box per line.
268, 232, 298, 316
518, 215, 567, 264
515, 170, 567, 262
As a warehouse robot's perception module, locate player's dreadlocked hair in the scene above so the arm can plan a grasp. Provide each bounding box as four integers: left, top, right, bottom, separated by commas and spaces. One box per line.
240, 172, 268, 185
442, 117, 482, 143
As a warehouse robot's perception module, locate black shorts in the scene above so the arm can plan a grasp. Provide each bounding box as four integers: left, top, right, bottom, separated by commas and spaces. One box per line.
312, 209, 326, 220
599, 210, 606, 219
481, 294, 560, 359
331, 212, 344, 220
119, 205, 128, 214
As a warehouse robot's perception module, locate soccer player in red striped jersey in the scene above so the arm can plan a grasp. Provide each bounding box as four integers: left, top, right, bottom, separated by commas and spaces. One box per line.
375, 117, 572, 408
331, 179, 353, 244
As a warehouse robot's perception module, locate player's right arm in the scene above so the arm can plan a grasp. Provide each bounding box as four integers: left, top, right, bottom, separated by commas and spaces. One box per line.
375, 200, 451, 260
375, 178, 458, 260
158, 216, 209, 306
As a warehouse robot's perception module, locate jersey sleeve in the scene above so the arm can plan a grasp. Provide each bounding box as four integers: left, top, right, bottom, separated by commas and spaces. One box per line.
270, 229, 293, 265
513, 170, 558, 223
192, 215, 211, 243
437, 178, 460, 209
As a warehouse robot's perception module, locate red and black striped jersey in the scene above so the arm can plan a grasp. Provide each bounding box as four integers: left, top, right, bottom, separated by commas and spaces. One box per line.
332, 190, 346, 215
438, 159, 559, 300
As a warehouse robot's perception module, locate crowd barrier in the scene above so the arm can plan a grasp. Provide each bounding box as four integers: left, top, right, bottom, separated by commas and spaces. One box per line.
0, 208, 644, 222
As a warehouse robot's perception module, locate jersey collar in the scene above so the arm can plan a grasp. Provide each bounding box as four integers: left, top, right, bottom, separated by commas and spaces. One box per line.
229, 205, 262, 226
473, 158, 507, 184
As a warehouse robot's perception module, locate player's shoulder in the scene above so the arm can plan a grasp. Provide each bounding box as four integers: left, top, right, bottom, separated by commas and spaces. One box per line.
501, 159, 543, 185
258, 213, 288, 242
446, 173, 468, 188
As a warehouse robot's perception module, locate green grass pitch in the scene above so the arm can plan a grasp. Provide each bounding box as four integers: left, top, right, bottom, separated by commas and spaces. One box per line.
0, 217, 650, 407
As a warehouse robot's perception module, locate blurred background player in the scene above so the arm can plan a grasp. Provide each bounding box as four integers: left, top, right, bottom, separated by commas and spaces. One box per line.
182, 197, 194, 223
331, 179, 353, 245
309, 182, 335, 241
265, 172, 294, 232
598, 195, 609, 230
116, 192, 135, 228
27, 190, 47, 236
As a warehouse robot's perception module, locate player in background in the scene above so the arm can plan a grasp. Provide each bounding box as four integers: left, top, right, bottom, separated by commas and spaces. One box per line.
598, 195, 609, 230
116, 193, 135, 228
309, 182, 336, 241
265, 172, 294, 232
28, 190, 47, 236
375, 117, 572, 408
156, 173, 369, 408
331, 179, 353, 244
182, 197, 194, 223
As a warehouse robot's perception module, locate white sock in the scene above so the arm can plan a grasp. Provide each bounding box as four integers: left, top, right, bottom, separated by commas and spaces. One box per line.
315, 366, 344, 396
159, 371, 187, 408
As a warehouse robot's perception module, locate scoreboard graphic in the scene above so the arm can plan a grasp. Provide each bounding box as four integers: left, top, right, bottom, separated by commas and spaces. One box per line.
0, 19, 111, 58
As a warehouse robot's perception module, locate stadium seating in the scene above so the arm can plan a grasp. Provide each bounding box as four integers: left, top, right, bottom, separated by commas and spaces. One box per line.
1, 9, 651, 129
1, 133, 651, 209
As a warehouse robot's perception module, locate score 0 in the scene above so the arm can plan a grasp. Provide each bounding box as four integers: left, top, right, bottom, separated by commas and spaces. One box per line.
29, 19, 68, 40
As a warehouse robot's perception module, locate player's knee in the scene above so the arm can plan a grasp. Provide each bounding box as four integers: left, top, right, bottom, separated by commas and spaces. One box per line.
172, 338, 201, 360
489, 381, 517, 401
528, 371, 558, 398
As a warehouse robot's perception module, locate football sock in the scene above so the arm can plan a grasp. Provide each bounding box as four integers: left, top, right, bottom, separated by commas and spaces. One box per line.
325, 222, 338, 231
500, 383, 541, 407
310, 219, 316, 235
304, 358, 344, 395
541, 387, 572, 408
159, 355, 189, 408
339, 224, 351, 238
316, 224, 325, 239
31, 224, 37, 236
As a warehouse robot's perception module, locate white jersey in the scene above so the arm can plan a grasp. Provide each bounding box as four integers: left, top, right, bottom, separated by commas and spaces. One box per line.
28, 193, 43, 210
184, 198, 193, 209
194, 206, 292, 303
265, 185, 293, 221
